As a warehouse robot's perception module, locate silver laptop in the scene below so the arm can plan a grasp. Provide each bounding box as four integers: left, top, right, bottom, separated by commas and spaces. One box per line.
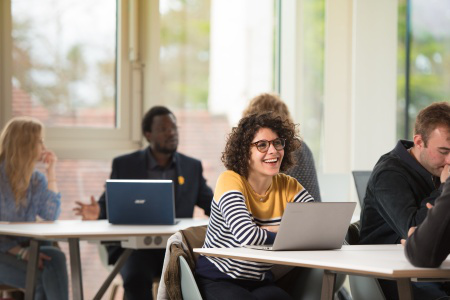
245, 202, 356, 251
106, 179, 176, 225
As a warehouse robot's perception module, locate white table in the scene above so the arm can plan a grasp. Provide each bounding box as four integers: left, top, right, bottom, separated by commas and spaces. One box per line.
195, 245, 450, 300
0, 219, 208, 300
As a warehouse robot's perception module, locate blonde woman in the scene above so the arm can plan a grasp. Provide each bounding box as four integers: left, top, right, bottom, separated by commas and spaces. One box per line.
0, 117, 68, 300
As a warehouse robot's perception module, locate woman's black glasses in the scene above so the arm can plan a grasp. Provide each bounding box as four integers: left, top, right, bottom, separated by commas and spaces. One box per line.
250, 138, 286, 153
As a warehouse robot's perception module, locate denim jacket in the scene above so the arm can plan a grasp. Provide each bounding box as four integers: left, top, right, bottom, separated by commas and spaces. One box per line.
0, 162, 61, 252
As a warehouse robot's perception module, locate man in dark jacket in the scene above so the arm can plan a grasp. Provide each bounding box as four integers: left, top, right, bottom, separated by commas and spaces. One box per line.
359, 102, 450, 299
74, 106, 213, 300
404, 176, 450, 267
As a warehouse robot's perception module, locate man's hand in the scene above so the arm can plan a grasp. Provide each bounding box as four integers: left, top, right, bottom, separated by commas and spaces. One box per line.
73, 196, 100, 220
441, 164, 450, 183
401, 226, 417, 246
401, 203, 433, 245
260, 225, 279, 233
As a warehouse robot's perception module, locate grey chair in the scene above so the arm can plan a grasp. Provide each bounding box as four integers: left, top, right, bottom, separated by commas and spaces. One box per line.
279, 267, 347, 300
352, 170, 372, 208
345, 221, 385, 300
349, 275, 385, 300
179, 256, 202, 300
174, 225, 347, 300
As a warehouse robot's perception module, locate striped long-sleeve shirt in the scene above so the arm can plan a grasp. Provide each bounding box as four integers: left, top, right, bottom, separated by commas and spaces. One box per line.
195, 170, 314, 281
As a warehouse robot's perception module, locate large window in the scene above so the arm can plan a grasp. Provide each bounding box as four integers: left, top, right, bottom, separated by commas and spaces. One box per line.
11, 0, 117, 128
397, 0, 450, 139
297, 0, 325, 168
2, 0, 138, 158
159, 0, 279, 185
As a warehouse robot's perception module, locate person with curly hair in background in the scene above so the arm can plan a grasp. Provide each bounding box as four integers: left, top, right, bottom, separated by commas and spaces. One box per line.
243, 93, 321, 201
0, 117, 68, 300
195, 112, 314, 300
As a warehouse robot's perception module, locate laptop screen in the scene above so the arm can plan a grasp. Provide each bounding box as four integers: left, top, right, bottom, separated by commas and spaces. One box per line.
105, 179, 176, 225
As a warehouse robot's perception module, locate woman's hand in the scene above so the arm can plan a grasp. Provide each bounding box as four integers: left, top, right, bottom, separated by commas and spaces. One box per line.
8, 246, 51, 269
41, 149, 59, 193
23, 251, 52, 270
260, 225, 280, 233
41, 150, 58, 170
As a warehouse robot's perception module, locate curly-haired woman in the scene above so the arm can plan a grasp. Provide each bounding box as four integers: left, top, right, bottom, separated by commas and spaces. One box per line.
0, 117, 68, 300
243, 92, 321, 202
195, 112, 314, 300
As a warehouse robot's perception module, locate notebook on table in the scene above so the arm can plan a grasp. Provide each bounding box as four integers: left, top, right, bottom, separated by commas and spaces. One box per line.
105, 179, 176, 225
244, 202, 356, 251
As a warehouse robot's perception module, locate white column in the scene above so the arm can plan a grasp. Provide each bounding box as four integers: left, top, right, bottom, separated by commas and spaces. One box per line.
323, 0, 353, 173
351, 0, 398, 170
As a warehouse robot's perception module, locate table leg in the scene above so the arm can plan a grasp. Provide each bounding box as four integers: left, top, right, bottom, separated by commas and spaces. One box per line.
68, 238, 84, 300
25, 239, 40, 300
321, 270, 336, 300
397, 278, 413, 300
93, 248, 133, 300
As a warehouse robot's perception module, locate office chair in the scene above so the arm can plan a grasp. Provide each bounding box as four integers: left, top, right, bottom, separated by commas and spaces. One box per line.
352, 171, 372, 207
167, 225, 347, 300
349, 275, 385, 300
345, 221, 385, 300
179, 256, 203, 300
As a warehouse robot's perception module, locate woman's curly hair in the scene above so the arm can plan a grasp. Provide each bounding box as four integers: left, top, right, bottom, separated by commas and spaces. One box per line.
222, 112, 300, 178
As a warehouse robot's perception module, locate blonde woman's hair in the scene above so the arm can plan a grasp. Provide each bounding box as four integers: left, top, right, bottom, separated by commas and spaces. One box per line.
0, 117, 43, 207
243, 93, 293, 123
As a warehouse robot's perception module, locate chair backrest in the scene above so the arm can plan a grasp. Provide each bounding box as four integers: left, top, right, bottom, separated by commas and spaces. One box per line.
344, 219, 385, 300
179, 256, 203, 300
352, 171, 372, 207
345, 221, 361, 245
159, 225, 206, 300
349, 275, 385, 300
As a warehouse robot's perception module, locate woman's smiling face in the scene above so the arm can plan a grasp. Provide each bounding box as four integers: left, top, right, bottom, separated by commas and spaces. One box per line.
248, 127, 284, 180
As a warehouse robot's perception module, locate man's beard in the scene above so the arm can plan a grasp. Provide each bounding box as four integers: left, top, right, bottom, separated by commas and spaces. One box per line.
154, 143, 177, 155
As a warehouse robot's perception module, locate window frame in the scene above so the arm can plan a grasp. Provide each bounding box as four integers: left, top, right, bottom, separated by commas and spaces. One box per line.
0, 0, 143, 159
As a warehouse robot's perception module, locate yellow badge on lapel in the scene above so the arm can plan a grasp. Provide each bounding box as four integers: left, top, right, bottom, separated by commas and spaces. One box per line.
178, 176, 185, 185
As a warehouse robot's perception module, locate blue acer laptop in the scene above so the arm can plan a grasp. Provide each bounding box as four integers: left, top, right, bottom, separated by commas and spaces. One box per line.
105, 179, 176, 225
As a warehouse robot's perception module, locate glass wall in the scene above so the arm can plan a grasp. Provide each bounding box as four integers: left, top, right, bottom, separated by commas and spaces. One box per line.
397, 0, 450, 139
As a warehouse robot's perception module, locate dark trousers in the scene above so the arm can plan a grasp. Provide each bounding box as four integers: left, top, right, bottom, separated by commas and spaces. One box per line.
379, 279, 449, 300
196, 275, 292, 300
120, 249, 165, 300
